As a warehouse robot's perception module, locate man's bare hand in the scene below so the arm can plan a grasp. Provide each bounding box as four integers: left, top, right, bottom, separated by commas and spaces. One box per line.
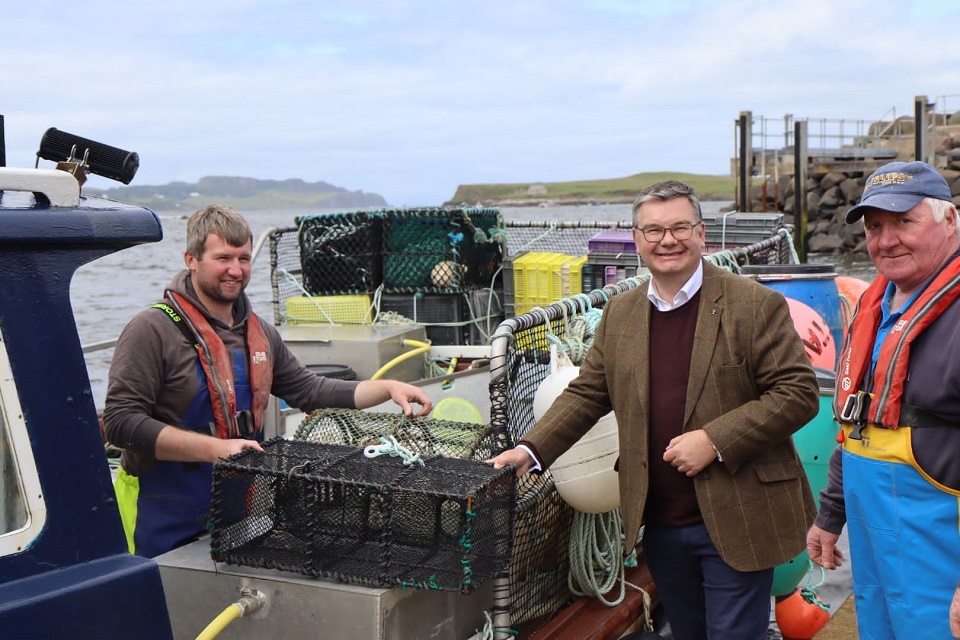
807, 524, 843, 570
213, 438, 263, 461
663, 430, 716, 477
486, 448, 534, 477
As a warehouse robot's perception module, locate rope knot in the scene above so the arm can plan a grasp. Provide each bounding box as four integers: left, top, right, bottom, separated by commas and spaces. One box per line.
363, 435, 425, 466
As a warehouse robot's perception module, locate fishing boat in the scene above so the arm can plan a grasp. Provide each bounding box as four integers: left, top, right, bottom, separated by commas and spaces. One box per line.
0, 127, 853, 639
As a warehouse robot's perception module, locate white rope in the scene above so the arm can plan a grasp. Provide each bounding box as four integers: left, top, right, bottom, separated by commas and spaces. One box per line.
363, 435, 424, 466
277, 267, 335, 324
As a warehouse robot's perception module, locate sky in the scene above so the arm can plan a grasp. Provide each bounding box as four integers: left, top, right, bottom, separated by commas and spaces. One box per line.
3, 0, 960, 206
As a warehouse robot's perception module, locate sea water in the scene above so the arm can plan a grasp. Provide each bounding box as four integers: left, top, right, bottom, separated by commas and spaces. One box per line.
71, 202, 876, 409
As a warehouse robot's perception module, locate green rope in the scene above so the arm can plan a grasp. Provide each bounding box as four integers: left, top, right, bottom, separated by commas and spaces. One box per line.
565, 510, 654, 632
460, 507, 476, 587
398, 574, 440, 591
567, 509, 627, 606
486, 227, 508, 244
800, 559, 831, 612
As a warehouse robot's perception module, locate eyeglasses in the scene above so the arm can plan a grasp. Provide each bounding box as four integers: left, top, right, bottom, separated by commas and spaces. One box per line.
634, 221, 702, 243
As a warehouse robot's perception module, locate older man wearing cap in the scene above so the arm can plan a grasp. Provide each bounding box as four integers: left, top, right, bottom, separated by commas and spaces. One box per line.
806, 161, 960, 639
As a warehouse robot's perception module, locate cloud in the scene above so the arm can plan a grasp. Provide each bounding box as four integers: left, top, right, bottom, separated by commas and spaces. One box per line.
3, 0, 960, 204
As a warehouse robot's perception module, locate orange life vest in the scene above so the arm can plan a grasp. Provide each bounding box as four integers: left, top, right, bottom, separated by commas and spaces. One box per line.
835, 255, 960, 428
166, 291, 273, 439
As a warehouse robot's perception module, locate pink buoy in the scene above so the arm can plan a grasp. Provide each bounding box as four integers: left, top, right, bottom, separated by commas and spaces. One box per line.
742, 264, 843, 369
785, 298, 835, 370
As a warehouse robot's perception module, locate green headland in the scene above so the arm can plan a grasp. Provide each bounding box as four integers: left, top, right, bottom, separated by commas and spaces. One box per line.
447, 172, 736, 206
86, 172, 736, 211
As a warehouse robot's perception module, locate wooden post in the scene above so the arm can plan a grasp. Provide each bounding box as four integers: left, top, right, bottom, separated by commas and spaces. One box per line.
915, 94, 928, 163
793, 120, 808, 262
739, 111, 752, 212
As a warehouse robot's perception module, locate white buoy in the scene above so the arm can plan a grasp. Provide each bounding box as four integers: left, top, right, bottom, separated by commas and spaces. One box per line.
532, 346, 620, 513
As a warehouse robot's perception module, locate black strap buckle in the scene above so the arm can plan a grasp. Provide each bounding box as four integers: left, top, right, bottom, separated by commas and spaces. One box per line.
235, 410, 255, 438
840, 391, 871, 440
205, 409, 256, 439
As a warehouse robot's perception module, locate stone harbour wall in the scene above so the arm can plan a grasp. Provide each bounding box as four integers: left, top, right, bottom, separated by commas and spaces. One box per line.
744, 112, 960, 254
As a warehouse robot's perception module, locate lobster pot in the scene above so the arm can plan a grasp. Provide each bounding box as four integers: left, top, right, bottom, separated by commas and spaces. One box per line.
292, 408, 496, 461
297, 211, 383, 295
381, 208, 504, 293
210, 438, 516, 593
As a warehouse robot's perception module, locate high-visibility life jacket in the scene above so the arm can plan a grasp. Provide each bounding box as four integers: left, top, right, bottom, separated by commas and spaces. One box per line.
165, 291, 273, 437
835, 255, 960, 428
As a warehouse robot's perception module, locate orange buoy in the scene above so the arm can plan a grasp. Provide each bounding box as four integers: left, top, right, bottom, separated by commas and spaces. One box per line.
775, 588, 830, 640
836, 276, 870, 341
785, 298, 836, 370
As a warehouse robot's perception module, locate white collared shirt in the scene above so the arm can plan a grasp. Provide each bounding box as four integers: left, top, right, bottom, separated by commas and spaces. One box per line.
646, 261, 704, 311
520, 261, 706, 471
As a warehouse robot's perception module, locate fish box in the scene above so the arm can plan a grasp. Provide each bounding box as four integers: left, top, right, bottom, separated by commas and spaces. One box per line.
378, 289, 503, 346
583, 252, 644, 292
284, 294, 374, 325
210, 438, 516, 593
587, 230, 636, 254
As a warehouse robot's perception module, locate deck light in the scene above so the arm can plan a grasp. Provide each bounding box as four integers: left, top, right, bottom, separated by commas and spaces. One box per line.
36, 127, 139, 184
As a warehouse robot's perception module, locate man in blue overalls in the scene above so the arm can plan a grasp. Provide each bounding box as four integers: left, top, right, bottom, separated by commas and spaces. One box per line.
807, 162, 960, 639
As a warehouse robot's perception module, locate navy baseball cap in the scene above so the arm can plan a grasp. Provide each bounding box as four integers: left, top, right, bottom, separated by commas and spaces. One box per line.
845, 161, 952, 223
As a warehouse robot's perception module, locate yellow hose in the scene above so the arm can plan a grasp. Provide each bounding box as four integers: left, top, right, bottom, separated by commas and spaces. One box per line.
195, 604, 241, 640
445, 357, 459, 375
371, 339, 431, 380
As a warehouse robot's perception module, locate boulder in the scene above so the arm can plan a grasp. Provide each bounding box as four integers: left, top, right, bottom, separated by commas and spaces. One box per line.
780, 175, 795, 200
820, 171, 847, 191
820, 186, 844, 208
839, 178, 864, 204
808, 230, 843, 253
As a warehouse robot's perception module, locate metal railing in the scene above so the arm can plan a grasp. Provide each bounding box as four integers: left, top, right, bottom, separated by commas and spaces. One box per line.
751, 112, 909, 158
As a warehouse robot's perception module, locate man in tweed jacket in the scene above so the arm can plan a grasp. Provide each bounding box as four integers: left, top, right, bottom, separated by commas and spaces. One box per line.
490, 181, 818, 640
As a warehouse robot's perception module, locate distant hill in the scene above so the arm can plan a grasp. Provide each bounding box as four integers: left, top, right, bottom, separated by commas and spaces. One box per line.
86, 176, 388, 211
447, 172, 736, 206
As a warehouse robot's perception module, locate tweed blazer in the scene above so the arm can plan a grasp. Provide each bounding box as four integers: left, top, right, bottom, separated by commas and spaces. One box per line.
524, 261, 819, 572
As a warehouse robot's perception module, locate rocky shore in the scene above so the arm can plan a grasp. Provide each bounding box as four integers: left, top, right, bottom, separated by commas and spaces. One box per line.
746, 166, 960, 254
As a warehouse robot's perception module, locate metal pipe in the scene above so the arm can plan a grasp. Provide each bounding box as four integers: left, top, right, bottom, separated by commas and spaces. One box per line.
915, 95, 927, 162
739, 112, 750, 212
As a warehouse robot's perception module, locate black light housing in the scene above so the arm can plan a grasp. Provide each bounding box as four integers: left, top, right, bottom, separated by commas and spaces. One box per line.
37, 127, 139, 184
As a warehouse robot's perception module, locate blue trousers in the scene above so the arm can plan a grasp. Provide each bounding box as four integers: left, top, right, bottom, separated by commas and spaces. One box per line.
842, 445, 960, 639
643, 522, 773, 640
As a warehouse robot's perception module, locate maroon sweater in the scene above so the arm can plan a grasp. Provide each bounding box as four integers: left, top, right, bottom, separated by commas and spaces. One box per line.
643, 291, 702, 526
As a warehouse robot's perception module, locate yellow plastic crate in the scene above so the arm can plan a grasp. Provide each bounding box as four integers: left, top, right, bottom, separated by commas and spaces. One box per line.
285, 294, 374, 325
563, 256, 588, 297
512, 253, 541, 310
514, 252, 581, 311
541, 254, 573, 304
